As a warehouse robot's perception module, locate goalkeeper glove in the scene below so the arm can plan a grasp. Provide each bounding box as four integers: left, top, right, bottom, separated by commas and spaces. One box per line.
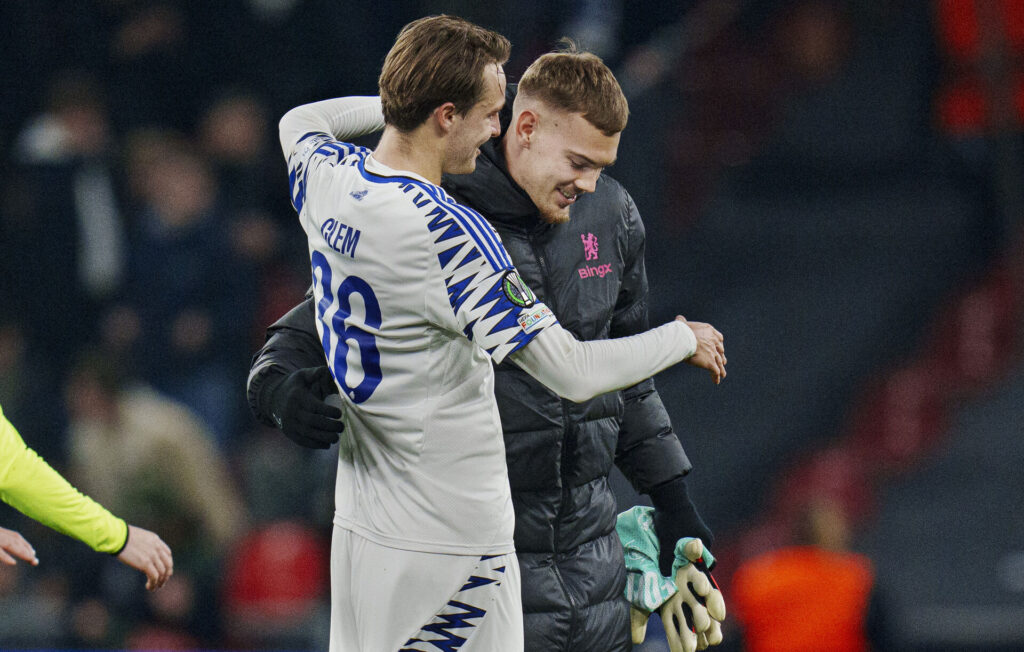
630, 605, 651, 645
263, 366, 345, 449
697, 621, 723, 650
660, 537, 726, 652
617, 507, 724, 648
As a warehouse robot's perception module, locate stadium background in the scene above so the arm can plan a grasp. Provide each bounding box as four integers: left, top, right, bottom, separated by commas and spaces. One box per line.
1, 0, 1023, 649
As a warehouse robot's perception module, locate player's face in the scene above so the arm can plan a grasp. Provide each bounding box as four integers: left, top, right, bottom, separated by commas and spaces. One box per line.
445, 64, 506, 175
512, 107, 619, 224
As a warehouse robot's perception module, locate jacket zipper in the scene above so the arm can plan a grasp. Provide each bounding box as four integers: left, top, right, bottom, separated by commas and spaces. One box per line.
529, 229, 580, 651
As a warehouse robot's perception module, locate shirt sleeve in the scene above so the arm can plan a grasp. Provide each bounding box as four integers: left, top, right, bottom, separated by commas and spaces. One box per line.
0, 405, 128, 554
424, 198, 557, 364
509, 319, 696, 403
286, 133, 370, 218
280, 97, 384, 219
279, 96, 383, 161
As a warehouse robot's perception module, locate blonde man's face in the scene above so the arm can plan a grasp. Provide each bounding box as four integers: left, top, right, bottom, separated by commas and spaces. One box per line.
510, 102, 620, 224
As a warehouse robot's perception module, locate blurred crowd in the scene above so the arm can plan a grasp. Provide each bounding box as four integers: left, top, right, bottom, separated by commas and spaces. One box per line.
0, 1, 423, 647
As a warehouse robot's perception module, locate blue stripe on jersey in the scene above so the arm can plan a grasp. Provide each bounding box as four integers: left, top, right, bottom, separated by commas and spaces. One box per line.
312, 143, 344, 162
461, 575, 499, 591
446, 201, 512, 268
437, 243, 465, 269
355, 158, 509, 273
316, 140, 363, 162
454, 247, 482, 270
446, 274, 477, 312
472, 277, 517, 323
401, 181, 501, 271
288, 161, 306, 213
423, 185, 510, 270
425, 205, 466, 244
503, 324, 542, 355
443, 206, 503, 271
486, 309, 522, 336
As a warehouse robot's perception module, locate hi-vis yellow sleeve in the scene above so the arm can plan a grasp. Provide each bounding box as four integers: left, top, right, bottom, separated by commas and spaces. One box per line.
0, 404, 128, 554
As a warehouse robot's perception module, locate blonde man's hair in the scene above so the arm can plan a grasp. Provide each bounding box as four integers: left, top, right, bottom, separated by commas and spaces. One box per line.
518, 42, 628, 136
379, 15, 510, 132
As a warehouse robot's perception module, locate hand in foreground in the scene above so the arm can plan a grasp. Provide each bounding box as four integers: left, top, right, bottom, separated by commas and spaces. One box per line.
660, 538, 726, 652
266, 366, 345, 449
0, 526, 38, 566
677, 317, 726, 384
117, 525, 173, 590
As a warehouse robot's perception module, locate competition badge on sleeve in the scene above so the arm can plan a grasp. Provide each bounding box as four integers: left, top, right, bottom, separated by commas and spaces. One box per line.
501, 270, 536, 308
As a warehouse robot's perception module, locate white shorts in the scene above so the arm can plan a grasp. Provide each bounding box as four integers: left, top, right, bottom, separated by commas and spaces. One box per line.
329, 525, 523, 651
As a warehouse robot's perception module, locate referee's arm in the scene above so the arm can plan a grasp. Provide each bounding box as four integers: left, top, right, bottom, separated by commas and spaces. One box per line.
0, 404, 173, 589
0, 404, 127, 554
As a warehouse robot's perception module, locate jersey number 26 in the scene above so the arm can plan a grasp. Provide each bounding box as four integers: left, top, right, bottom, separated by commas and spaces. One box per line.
311, 251, 382, 403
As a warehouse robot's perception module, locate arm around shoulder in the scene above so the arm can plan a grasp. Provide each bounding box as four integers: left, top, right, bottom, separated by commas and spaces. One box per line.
247, 298, 345, 449
247, 296, 325, 426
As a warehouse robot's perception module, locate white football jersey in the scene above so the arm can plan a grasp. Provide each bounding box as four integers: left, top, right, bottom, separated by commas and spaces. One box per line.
287, 132, 556, 555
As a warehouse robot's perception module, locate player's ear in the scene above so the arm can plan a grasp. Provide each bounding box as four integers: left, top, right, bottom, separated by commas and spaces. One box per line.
434, 102, 458, 134
513, 109, 538, 148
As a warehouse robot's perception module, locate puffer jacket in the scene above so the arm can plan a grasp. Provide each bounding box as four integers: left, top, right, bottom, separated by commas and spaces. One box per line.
248, 91, 694, 652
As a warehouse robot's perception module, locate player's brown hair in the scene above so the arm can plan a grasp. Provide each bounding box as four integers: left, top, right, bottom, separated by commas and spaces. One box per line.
518, 42, 629, 136
379, 15, 510, 132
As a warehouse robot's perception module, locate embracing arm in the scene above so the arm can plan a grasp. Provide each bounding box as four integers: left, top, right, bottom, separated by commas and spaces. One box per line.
247, 296, 345, 449
510, 190, 723, 404
247, 296, 323, 426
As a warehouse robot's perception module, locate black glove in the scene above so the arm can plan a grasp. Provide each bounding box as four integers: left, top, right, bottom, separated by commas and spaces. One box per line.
649, 476, 714, 577
263, 366, 344, 449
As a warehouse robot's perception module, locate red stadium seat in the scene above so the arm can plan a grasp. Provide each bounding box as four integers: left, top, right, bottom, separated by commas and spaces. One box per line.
934, 0, 1024, 134
925, 268, 1019, 392
222, 521, 328, 644
847, 363, 949, 472
776, 446, 874, 523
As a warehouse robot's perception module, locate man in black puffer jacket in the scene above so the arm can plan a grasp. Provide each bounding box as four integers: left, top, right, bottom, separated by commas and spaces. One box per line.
248, 49, 722, 652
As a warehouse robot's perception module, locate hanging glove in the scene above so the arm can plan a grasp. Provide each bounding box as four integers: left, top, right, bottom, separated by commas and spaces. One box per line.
630, 605, 651, 645
698, 620, 723, 649
617, 506, 726, 650
617, 506, 680, 644
660, 537, 726, 652
263, 366, 345, 449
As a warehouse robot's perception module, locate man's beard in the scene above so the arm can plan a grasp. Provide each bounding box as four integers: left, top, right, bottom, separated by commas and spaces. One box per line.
538, 204, 571, 224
